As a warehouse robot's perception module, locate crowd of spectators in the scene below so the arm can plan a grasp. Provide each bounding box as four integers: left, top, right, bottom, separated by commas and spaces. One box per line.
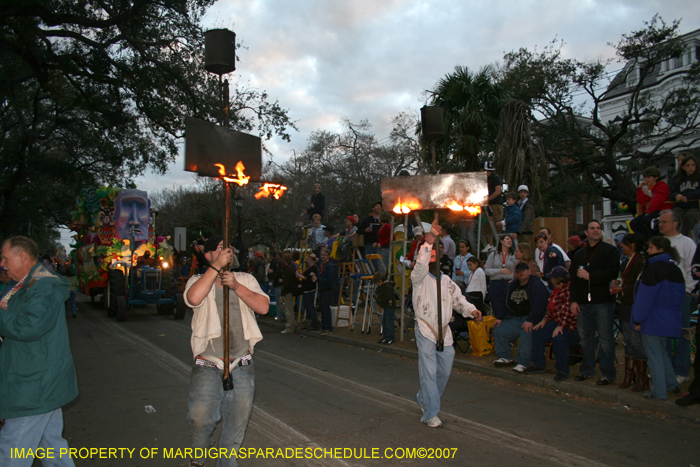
299, 167, 700, 405
481, 213, 699, 405
165, 170, 700, 406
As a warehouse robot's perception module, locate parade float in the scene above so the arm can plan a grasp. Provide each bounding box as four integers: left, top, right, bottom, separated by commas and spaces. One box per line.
69, 185, 185, 321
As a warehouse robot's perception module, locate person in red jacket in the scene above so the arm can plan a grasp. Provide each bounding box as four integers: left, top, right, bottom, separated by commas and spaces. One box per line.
373, 212, 392, 272
629, 166, 673, 240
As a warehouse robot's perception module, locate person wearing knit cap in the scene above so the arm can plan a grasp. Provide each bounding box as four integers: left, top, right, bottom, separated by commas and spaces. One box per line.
567, 235, 585, 259
183, 236, 270, 466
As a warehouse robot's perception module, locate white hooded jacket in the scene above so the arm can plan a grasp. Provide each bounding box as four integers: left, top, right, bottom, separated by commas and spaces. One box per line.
411, 242, 478, 346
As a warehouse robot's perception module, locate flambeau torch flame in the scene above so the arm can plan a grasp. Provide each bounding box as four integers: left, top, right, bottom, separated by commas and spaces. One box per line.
465, 205, 481, 215
254, 183, 288, 200
393, 197, 481, 215
446, 201, 463, 212
447, 201, 482, 215
214, 162, 250, 186
392, 197, 421, 214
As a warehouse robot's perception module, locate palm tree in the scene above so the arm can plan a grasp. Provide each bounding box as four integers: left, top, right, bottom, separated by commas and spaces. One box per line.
496, 98, 549, 205
426, 65, 508, 172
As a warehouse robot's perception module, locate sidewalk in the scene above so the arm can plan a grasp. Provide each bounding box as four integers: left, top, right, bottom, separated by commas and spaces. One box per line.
258, 313, 700, 422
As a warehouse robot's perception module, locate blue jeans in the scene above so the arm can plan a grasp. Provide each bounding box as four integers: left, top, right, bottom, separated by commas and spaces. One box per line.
666, 295, 691, 377
642, 333, 678, 400
382, 307, 396, 341
577, 302, 616, 380
273, 286, 283, 317
494, 316, 532, 367
415, 326, 455, 422
188, 362, 256, 467
302, 291, 319, 328
320, 289, 334, 331
488, 279, 509, 319
378, 247, 389, 273
531, 321, 580, 375
629, 211, 660, 240
0, 408, 75, 467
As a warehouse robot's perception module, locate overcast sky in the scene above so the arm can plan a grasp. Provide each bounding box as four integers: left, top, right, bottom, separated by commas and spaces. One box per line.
60, 0, 700, 247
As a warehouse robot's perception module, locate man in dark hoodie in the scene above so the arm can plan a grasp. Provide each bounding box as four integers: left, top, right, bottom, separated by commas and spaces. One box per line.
569, 219, 620, 385
493, 261, 549, 373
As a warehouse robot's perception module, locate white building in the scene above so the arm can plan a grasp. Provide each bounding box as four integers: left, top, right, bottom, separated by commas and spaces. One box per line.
597, 28, 700, 239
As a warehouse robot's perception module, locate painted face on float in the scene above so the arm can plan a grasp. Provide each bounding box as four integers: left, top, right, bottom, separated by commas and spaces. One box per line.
114, 189, 150, 242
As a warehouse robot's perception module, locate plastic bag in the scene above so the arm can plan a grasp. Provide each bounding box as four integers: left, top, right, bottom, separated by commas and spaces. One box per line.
330, 238, 341, 260
467, 315, 497, 356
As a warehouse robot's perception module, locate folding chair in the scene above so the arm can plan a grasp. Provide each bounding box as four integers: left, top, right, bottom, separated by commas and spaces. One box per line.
450, 314, 472, 353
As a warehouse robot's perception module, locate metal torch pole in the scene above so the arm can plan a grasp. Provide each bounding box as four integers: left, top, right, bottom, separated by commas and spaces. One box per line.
400, 213, 408, 342
222, 77, 233, 391
434, 212, 444, 352
430, 141, 444, 352
222, 180, 233, 391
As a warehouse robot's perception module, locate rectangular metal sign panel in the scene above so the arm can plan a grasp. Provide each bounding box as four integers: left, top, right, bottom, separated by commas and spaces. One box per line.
184, 117, 262, 181
380, 172, 489, 212
174, 227, 187, 252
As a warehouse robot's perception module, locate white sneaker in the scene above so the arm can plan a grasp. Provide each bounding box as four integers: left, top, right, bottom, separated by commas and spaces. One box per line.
481, 245, 493, 253
493, 358, 515, 367
423, 415, 443, 428
512, 364, 526, 373
280, 329, 293, 334
677, 375, 690, 385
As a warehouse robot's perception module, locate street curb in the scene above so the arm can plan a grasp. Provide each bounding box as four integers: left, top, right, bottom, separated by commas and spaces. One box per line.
258, 319, 700, 423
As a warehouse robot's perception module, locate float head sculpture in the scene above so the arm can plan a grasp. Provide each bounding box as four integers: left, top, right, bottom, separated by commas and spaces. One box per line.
114, 189, 150, 242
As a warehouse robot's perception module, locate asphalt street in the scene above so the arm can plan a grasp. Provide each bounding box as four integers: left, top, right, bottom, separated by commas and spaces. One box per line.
54, 296, 700, 466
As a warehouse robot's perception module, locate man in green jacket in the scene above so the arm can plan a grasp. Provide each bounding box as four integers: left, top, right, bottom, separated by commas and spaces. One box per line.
0, 236, 78, 466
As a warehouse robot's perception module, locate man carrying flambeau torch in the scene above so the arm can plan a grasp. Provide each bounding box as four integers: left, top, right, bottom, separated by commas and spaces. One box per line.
412, 222, 482, 428
184, 236, 269, 467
